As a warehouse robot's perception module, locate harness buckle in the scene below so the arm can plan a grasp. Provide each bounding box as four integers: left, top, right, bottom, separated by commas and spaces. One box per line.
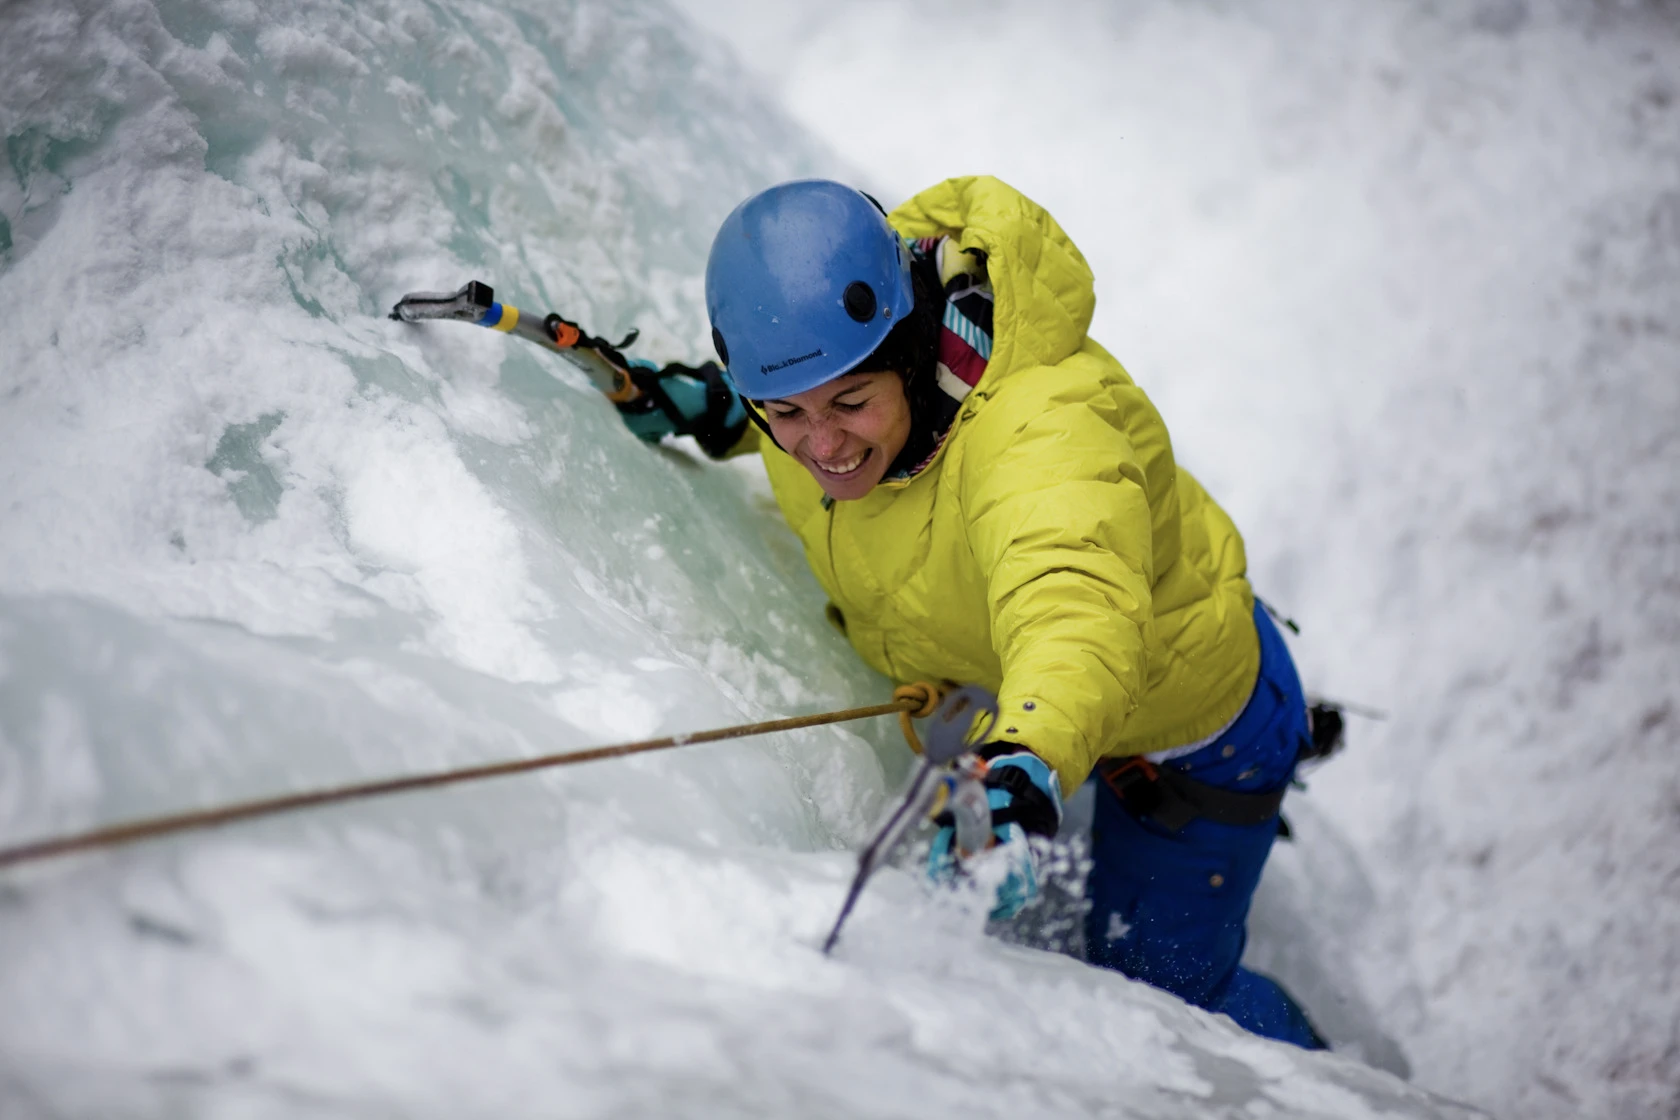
1098, 758, 1199, 832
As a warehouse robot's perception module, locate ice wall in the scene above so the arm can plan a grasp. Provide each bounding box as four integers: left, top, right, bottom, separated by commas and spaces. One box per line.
1, 0, 1483, 1116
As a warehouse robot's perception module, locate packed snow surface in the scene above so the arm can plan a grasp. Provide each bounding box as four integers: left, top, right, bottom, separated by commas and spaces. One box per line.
0, 0, 1673, 1117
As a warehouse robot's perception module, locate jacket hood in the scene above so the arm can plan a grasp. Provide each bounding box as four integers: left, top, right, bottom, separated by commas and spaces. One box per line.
888, 176, 1096, 392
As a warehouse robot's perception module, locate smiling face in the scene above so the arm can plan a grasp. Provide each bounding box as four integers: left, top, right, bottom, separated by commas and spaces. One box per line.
762, 371, 912, 501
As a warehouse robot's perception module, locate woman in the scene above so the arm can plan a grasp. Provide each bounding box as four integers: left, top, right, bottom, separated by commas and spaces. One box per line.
617, 176, 1325, 1050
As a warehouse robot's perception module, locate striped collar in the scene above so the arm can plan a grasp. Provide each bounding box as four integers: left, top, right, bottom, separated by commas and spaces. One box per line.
882, 237, 995, 482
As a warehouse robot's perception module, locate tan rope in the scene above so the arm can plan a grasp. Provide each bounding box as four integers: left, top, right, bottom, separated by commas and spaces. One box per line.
892, 680, 948, 755
0, 691, 943, 871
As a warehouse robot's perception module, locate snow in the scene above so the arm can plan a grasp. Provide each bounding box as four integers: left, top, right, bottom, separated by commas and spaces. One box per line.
0, 0, 1671, 1116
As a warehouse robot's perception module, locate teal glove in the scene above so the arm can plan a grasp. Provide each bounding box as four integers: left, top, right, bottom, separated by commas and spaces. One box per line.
615, 359, 748, 458
927, 748, 1063, 921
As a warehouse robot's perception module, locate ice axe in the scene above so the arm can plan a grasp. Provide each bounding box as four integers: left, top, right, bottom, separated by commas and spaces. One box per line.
822, 686, 1000, 955
389, 280, 643, 403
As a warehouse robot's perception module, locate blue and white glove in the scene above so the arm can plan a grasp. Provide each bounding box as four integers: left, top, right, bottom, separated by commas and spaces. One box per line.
928, 747, 1063, 921
615, 358, 749, 458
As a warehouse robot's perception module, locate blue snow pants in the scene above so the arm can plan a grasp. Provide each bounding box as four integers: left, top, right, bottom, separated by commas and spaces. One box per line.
1083, 603, 1326, 1049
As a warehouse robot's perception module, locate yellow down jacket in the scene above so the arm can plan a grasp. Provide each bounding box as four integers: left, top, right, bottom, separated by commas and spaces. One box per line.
742, 176, 1259, 795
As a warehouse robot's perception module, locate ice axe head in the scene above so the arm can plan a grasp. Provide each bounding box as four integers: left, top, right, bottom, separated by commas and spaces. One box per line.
921, 686, 999, 765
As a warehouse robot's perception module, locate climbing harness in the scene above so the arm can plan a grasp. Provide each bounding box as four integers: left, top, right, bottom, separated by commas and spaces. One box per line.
0, 683, 951, 872
1096, 699, 1353, 836
1097, 756, 1290, 832
1093, 599, 1374, 837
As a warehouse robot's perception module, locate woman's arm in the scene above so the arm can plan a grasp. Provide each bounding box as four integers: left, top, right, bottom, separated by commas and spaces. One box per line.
960, 378, 1156, 797
614, 359, 756, 458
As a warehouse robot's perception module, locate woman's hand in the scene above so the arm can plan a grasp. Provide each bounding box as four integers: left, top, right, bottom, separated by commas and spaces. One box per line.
927, 748, 1063, 920
613, 359, 748, 458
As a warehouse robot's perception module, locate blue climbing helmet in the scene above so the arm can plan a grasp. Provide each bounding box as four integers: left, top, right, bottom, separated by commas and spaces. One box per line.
705, 179, 916, 400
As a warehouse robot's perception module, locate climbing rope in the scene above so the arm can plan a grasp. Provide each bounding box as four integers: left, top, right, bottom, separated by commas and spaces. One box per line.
891, 681, 945, 754
0, 682, 951, 871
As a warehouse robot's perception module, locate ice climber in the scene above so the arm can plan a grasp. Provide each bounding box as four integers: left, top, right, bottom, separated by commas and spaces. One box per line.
614, 176, 1327, 1049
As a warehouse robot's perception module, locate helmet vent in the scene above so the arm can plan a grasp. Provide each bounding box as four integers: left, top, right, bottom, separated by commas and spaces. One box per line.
843, 281, 877, 323
711, 327, 729, 366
